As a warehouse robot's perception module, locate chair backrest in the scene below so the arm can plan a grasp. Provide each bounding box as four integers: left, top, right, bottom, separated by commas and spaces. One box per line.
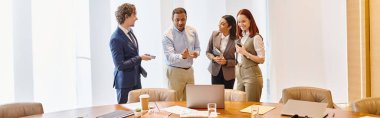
352, 97, 380, 115
224, 89, 247, 102
280, 86, 335, 108
127, 88, 176, 103
0, 102, 44, 118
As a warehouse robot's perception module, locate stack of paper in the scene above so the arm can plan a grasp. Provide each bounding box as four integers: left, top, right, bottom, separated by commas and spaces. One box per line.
179, 111, 209, 117
240, 105, 276, 115
162, 106, 198, 115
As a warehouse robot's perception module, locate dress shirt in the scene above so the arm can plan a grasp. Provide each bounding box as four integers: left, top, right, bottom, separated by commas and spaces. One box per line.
119, 25, 137, 47
220, 34, 229, 53
238, 31, 265, 63
162, 26, 201, 68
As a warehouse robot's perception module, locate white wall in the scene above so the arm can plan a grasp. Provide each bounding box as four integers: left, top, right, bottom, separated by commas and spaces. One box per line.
13, 0, 34, 102
0, 0, 15, 104
321, 0, 348, 103
90, 0, 114, 106
268, 0, 347, 103
32, 0, 78, 111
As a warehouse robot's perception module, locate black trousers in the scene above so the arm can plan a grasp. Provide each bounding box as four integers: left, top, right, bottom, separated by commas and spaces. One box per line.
116, 82, 141, 104
212, 68, 235, 89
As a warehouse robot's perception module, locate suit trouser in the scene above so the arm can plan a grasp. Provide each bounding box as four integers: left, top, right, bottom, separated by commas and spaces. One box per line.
212, 68, 235, 89
116, 82, 142, 104
166, 66, 194, 101
236, 64, 263, 102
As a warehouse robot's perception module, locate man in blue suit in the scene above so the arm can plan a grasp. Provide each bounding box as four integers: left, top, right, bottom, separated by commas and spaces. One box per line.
110, 3, 152, 104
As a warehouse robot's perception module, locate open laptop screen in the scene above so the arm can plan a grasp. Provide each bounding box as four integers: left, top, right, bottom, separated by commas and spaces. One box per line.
186, 85, 225, 109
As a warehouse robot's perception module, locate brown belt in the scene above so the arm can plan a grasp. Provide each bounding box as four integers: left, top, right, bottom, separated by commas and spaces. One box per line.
169, 65, 191, 70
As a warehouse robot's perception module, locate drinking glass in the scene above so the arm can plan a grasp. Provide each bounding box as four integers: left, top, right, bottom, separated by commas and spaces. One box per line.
251, 105, 260, 118
207, 103, 217, 118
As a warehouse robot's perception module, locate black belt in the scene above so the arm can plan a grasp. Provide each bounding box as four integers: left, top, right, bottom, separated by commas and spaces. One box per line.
169, 65, 191, 70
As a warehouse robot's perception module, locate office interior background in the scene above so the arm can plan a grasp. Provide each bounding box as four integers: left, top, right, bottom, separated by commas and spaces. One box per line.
1, 0, 379, 112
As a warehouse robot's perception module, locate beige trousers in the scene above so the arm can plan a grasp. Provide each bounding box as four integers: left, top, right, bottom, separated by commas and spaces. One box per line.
236, 64, 263, 102
166, 66, 194, 101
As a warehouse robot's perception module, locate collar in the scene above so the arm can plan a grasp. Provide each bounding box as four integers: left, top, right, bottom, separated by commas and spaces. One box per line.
221, 33, 230, 39
119, 25, 132, 34
173, 25, 185, 33
242, 31, 249, 37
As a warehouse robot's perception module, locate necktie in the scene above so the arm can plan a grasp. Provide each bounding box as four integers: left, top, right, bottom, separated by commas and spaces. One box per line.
128, 31, 138, 48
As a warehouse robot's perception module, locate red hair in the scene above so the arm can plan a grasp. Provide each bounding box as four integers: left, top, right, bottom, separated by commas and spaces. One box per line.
236, 9, 259, 39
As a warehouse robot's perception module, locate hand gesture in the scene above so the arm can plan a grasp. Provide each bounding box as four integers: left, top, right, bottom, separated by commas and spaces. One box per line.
189, 51, 199, 58
181, 48, 190, 59
140, 54, 152, 61
235, 45, 247, 55
213, 55, 227, 65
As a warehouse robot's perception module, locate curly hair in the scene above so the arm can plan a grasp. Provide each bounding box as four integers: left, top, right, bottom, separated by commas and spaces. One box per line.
115, 3, 136, 24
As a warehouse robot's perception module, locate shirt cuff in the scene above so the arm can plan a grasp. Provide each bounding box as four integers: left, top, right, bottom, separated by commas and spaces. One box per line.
178, 54, 183, 60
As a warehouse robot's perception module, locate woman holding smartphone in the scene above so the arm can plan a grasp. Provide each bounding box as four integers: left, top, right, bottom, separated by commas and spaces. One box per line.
235, 9, 265, 102
206, 15, 237, 89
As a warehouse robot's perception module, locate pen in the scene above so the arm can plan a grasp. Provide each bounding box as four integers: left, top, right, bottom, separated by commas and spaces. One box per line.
323, 113, 328, 118
154, 102, 160, 112
167, 113, 172, 118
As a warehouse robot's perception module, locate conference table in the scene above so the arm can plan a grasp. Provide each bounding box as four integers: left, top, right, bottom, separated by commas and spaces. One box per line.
22, 101, 379, 118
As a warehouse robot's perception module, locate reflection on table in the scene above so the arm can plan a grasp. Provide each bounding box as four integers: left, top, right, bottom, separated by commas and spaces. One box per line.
22, 101, 380, 118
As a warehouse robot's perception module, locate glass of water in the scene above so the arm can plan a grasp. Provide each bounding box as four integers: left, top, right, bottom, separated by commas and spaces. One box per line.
207, 103, 217, 118
251, 105, 260, 118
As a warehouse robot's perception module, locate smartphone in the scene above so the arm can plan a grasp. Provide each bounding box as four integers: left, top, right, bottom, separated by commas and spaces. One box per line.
145, 54, 156, 59
150, 55, 156, 59
235, 40, 242, 47
236, 43, 242, 47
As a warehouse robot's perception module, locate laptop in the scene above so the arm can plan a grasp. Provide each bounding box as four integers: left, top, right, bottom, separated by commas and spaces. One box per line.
96, 110, 134, 118
186, 85, 225, 109
281, 99, 327, 118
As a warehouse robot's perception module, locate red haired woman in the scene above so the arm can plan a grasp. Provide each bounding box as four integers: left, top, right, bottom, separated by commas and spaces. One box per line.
235, 9, 265, 102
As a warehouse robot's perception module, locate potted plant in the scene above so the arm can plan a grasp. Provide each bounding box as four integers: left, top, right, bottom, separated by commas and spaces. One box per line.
134, 108, 141, 118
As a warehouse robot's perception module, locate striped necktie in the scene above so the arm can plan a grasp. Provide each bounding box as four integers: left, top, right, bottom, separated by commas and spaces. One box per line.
127, 31, 138, 48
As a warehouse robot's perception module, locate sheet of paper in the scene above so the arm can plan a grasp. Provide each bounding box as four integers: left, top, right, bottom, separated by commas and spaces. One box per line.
122, 102, 155, 111
162, 105, 198, 115
360, 116, 380, 118
240, 105, 276, 115
180, 111, 209, 117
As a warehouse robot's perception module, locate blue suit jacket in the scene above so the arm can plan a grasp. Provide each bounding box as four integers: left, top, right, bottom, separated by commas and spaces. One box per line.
110, 27, 146, 89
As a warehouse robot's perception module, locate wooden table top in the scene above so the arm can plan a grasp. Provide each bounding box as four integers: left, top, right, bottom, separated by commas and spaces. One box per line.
22, 101, 379, 118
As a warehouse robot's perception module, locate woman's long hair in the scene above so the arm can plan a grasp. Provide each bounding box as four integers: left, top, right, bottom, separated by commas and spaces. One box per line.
236, 9, 259, 38
222, 15, 237, 40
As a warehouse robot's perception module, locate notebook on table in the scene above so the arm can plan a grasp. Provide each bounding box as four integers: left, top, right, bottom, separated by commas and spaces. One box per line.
281, 99, 327, 118
96, 110, 134, 118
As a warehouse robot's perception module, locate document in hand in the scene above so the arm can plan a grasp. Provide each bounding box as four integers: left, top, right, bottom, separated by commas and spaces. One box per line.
240, 105, 275, 115
212, 47, 222, 56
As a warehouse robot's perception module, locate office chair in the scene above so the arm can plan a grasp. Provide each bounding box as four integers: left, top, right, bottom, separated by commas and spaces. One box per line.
127, 88, 176, 103
225, 89, 247, 102
352, 97, 380, 115
280, 86, 336, 108
0, 102, 44, 118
